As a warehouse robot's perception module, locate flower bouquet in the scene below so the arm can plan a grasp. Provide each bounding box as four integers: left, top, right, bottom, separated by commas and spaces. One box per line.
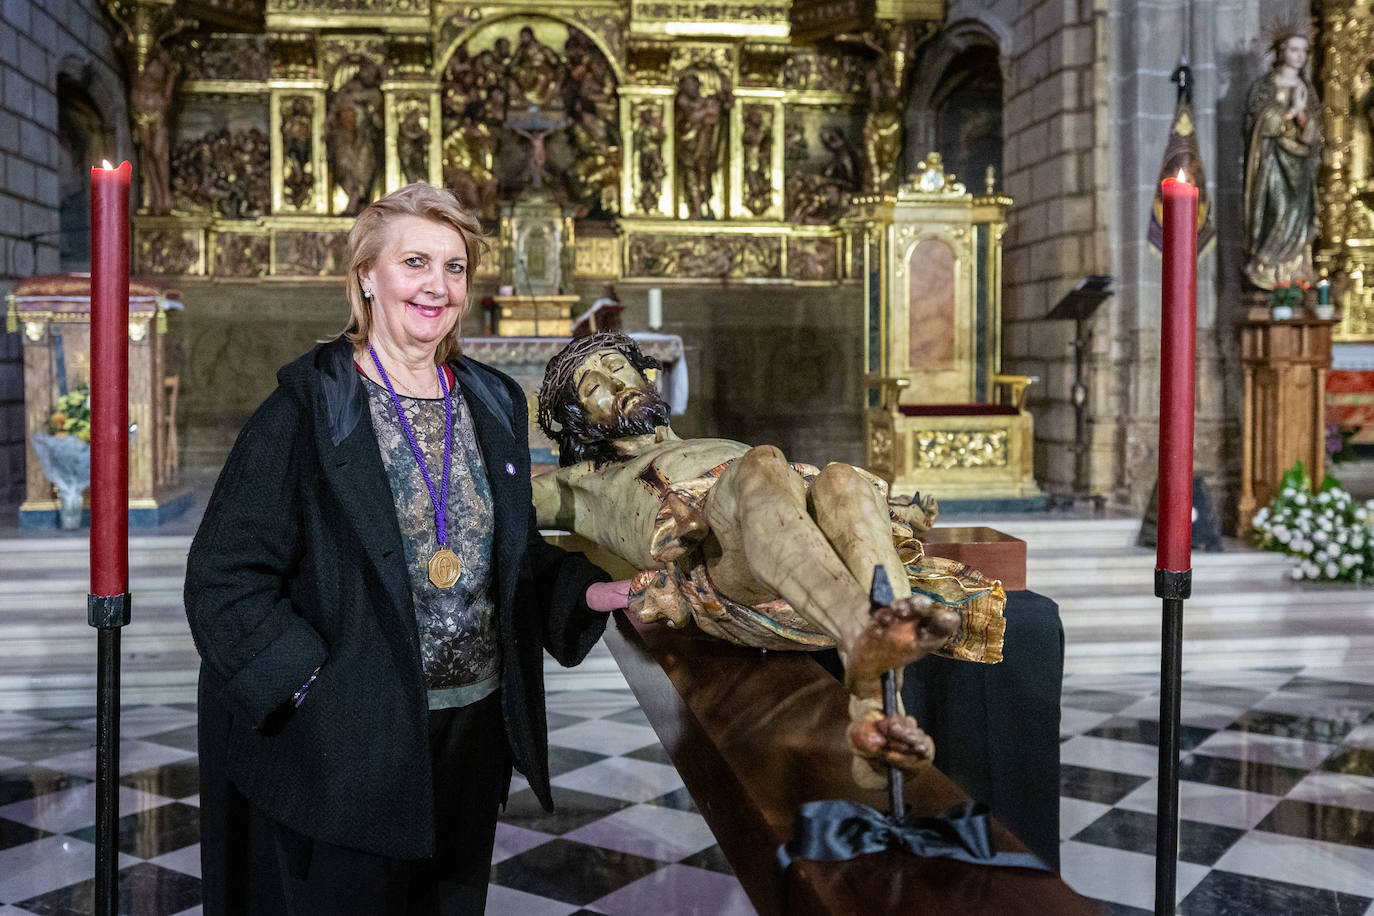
31, 386, 92, 530
1268, 280, 1309, 320
1251, 461, 1374, 583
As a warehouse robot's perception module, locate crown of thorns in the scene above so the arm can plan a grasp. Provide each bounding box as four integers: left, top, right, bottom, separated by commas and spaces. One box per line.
536, 332, 659, 439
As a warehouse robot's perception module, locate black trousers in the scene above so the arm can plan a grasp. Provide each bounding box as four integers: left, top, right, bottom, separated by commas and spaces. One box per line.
223, 692, 510, 916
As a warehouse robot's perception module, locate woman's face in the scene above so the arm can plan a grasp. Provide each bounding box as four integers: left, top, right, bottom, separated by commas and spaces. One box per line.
1281, 37, 1309, 71
360, 215, 469, 356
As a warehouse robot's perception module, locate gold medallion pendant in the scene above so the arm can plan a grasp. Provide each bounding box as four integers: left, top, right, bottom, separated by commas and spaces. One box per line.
429, 548, 462, 588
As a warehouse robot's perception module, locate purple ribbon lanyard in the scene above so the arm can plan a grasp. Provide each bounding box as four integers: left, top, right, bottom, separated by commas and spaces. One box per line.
369, 344, 453, 546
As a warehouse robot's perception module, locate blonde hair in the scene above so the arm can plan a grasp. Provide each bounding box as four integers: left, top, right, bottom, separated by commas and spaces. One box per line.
342, 182, 488, 364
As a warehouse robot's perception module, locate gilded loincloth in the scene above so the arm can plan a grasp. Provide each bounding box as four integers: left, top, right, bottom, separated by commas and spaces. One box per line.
626, 460, 1006, 663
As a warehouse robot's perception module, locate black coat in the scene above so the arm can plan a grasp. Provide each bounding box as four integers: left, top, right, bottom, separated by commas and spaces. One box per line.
185, 336, 609, 865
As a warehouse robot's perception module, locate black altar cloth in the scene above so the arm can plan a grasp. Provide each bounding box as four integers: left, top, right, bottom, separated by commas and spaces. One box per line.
815, 589, 1064, 870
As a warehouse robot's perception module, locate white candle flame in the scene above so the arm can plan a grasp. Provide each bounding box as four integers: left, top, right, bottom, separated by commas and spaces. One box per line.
1175, 169, 1188, 183
101, 159, 114, 170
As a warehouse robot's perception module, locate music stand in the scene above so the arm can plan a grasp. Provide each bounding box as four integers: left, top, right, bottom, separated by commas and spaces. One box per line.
1046, 276, 1114, 506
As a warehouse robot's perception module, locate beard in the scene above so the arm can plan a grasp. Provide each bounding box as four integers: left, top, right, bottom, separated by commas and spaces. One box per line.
558, 385, 672, 467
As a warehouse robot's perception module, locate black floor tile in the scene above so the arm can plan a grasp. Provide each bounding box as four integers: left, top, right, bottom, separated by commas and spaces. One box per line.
0, 815, 52, 851
120, 760, 200, 799
546, 745, 608, 777
140, 723, 199, 753
1255, 798, 1374, 849
1067, 807, 1245, 867
1094, 903, 1152, 916
1179, 868, 1371, 916
1281, 677, 1374, 705
500, 786, 632, 835
69, 802, 201, 859
1059, 764, 1151, 805
1228, 709, 1359, 745
1059, 689, 1145, 714
679, 843, 735, 875
623, 743, 675, 766
0, 766, 90, 806
0, 727, 96, 761
604, 706, 652, 727
22, 706, 98, 722
491, 837, 666, 906
17, 861, 202, 916
1178, 753, 1310, 795
1083, 717, 1214, 752
165, 702, 200, 713
1178, 684, 1273, 709
645, 787, 697, 811
545, 711, 586, 731
1321, 745, 1374, 778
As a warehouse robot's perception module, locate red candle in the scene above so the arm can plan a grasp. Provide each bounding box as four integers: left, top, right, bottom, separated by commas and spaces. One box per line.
1158, 174, 1198, 573
90, 160, 131, 596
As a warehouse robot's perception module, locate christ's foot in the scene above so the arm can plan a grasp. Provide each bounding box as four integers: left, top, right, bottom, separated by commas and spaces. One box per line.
844, 595, 959, 698
847, 708, 935, 789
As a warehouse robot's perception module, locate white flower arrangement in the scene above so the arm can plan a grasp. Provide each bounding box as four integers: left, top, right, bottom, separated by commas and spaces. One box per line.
1252, 461, 1374, 583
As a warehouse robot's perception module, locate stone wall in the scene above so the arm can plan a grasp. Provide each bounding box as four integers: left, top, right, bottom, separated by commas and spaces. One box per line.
0, 0, 129, 507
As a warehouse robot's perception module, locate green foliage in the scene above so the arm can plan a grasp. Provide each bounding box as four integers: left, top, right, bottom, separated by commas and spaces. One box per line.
1251, 460, 1374, 583
46, 386, 92, 442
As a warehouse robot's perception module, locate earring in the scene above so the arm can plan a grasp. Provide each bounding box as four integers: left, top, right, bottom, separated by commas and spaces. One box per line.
363, 287, 372, 299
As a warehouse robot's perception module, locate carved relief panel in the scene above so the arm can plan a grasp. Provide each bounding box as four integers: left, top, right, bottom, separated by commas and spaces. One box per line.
271, 91, 328, 213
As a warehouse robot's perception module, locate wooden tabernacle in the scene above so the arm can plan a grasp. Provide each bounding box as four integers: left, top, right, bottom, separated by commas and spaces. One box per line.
598, 524, 1092, 915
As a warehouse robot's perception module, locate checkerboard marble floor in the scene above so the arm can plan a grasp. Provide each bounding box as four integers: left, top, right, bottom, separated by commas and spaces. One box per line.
1, 669, 1372, 914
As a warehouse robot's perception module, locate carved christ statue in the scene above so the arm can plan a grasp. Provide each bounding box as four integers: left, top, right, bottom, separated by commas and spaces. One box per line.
532, 333, 1007, 788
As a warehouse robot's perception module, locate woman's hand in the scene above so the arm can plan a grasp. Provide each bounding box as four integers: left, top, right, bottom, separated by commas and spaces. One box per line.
585, 579, 632, 613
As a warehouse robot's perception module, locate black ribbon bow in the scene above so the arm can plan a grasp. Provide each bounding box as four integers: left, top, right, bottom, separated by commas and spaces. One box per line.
778, 799, 1052, 873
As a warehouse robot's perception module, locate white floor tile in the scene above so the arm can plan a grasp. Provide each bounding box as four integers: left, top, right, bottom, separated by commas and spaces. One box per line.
592, 864, 754, 916
1062, 673, 1160, 694
563, 804, 716, 861
148, 843, 202, 878
1253, 691, 1374, 724
169, 907, 203, 916
546, 719, 659, 756
483, 884, 582, 915
1058, 735, 1160, 778
1059, 797, 1112, 840
544, 690, 639, 718
1193, 728, 1342, 770
1117, 696, 1244, 730
1299, 664, 1374, 684
1286, 770, 1374, 814
1116, 779, 1283, 830
0, 713, 57, 741
34, 738, 194, 779
1182, 669, 1297, 691
1059, 707, 1115, 738
1344, 723, 1374, 750
0, 835, 138, 903
72, 705, 197, 739
1059, 840, 1208, 909
491, 823, 553, 865
0, 754, 23, 771
0, 782, 171, 833
550, 756, 684, 803
1212, 830, 1374, 898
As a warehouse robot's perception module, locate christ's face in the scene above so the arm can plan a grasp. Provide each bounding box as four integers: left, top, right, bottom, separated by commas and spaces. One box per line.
573, 348, 653, 426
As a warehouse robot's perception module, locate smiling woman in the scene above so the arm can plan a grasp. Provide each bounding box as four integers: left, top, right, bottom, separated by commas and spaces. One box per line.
184, 182, 631, 915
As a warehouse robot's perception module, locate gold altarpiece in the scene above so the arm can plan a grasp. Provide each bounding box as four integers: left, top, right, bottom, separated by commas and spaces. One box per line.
106, 0, 946, 289
1317, 0, 1374, 339
847, 154, 1037, 502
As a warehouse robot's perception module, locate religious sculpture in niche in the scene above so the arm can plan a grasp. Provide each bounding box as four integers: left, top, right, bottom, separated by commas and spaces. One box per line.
326, 59, 385, 215
861, 23, 916, 194
787, 237, 837, 282
741, 105, 773, 217
532, 332, 1005, 788
674, 67, 732, 220
441, 19, 620, 219
397, 100, 432, 185
275, 231, 349, 275
280, 95, 315, 209
633, 101, 667, 214
177, 34, 269, 81
1243, 24, 1322, 290
170, 127, 271, 218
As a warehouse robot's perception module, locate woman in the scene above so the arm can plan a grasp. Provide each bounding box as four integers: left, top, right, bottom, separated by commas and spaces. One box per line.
186, 182, 629, 914
1243, 28, 1321, 290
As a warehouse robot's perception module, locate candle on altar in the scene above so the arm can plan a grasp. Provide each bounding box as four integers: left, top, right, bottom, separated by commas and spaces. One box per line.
1157, 172, 1198, 573
1318, 279, 1331, 306
90, 160, 131, 597
648, 287, 663, 330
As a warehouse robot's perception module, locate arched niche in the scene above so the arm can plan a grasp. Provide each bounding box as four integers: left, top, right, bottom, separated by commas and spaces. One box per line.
904, 20, 1004, 190
56, 71, 115, 271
